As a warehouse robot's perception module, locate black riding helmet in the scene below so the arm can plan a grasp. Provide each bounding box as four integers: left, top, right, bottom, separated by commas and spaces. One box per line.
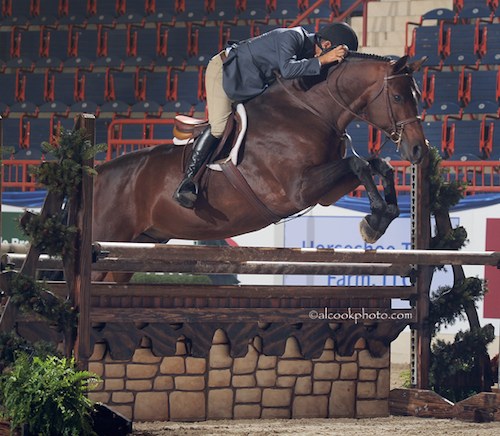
315, 22, 359, 53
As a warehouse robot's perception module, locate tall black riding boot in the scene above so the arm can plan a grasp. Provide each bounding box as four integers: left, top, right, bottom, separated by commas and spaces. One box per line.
173, 127, 219, 208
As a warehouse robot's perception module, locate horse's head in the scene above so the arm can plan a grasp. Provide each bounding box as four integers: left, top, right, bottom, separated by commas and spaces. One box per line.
327, 53, 428, 164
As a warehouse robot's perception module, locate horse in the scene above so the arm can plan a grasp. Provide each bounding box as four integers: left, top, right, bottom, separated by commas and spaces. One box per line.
92, 53, 428, 279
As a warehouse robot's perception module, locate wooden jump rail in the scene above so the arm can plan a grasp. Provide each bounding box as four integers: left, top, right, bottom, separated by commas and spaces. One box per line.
4, 245, 498, 286
4, 245, 499, 275
93, 242, 500, 267
2, 252, 414, 277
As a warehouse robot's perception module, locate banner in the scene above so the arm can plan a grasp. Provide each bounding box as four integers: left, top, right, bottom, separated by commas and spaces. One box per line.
484, 218, 500, 319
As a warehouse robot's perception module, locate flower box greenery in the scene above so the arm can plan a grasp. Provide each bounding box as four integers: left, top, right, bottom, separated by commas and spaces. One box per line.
0, 353, 100, 436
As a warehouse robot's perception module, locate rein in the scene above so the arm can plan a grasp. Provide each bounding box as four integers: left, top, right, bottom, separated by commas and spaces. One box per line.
275, 74, 342, 136
326, 62, 421, 151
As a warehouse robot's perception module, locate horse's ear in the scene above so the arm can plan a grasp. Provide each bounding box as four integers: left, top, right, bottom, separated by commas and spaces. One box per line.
391, 55, 409, 74
408, 56, 427, 73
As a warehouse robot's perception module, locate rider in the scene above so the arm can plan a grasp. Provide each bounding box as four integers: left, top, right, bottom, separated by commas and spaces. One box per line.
173, 22, 359, 209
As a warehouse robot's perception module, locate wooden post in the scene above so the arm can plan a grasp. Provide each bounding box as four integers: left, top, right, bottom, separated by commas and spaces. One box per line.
70, 114, 95, 368
410, 154, 432, 389
0, 116, 3, 247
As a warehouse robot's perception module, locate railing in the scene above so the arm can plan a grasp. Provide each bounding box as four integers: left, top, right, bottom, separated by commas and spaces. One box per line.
353, 160, 500, 196
106, 118, 175, 161
2, 160, 39, 192
3, 157, 499, 195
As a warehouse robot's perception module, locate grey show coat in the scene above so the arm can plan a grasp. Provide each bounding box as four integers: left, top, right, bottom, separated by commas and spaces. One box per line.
222, 27, 321, 102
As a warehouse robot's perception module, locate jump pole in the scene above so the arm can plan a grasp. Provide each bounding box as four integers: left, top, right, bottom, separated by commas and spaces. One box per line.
91, 243, 500, 266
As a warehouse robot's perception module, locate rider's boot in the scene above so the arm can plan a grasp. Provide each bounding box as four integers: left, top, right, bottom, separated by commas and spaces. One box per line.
173, 126, 219, 208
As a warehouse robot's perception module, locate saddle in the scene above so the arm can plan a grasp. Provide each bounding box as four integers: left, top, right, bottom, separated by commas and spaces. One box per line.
172, 103, 248, 172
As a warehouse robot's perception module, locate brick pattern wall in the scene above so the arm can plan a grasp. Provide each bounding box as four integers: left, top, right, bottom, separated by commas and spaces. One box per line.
88, 329, 390, 422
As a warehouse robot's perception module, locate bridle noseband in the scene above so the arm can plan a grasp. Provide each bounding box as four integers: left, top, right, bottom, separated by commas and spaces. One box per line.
327, 63, 421, 151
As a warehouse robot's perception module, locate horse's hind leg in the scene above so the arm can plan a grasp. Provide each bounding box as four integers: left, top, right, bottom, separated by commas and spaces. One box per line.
348, 157, 398, 243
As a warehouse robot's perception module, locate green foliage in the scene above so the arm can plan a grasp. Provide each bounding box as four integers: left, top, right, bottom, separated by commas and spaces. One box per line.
22, 128, 105, 256
425, 146, 494, 400
429, 277, 486, 335
428, 146, 466, 214
6, 274, 77, 333
0, 353, 99, 435
19, 212, 77, 257
1, 146, 15, 157
0, 125, 106, 434
430, 225, 467, 251
8, 126, 103, 336
130, 272, 212, 284
430, 325, 495, 402
30, 128, 107, 197
0, 333, 59, 374
399, 369, 412, 388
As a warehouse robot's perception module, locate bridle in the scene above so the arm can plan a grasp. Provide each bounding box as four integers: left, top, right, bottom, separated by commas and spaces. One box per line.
326, 61, 422, 151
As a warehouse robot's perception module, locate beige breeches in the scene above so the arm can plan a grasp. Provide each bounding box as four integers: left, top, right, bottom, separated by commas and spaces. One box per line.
205, 53, 233, 138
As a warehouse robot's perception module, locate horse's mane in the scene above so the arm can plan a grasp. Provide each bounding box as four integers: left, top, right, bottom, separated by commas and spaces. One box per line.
347, 51, 395, 63
298, 51, 396, 91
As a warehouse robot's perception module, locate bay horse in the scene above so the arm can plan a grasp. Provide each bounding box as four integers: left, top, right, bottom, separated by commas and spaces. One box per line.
92, 53, 428, 268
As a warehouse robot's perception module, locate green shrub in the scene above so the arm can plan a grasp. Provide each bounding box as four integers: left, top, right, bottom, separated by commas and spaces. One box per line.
400, 369, 412, 388
130, 272, 211, 284
0, 353, 99, 435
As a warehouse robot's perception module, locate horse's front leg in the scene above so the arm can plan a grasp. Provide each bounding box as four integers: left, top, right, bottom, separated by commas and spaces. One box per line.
369, 158, 398, 210
367, 157, 400, 237
348, 157, 398, 243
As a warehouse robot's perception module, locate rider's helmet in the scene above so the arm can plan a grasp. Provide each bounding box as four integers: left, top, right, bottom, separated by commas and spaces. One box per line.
316, 22, 359, 52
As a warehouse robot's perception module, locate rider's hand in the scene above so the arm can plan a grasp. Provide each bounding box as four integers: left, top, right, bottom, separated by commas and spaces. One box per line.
318, 44, 348, 66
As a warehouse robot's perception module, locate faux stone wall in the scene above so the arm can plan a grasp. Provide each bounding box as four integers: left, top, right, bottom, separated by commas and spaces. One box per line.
88, 329, 390, 422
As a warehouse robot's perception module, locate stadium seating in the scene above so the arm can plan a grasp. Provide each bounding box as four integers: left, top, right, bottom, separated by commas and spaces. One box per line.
462, 70, 499, 115
482, 23, 500, 64
80, 71, 107, 105
443, 24, 480, 67
405, 3, 500, 160
409, 25, 446, 67
456, 4, 494, 21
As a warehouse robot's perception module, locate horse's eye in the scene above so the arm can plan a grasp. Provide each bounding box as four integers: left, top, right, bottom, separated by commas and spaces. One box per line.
394, 95, 402, 102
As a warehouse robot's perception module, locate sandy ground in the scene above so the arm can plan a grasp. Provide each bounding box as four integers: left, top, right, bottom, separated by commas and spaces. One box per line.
132, 364, 500, 436
132, 417, 500, 436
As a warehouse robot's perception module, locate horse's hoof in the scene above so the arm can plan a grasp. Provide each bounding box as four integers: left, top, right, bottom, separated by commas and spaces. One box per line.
359, 218, 382, 244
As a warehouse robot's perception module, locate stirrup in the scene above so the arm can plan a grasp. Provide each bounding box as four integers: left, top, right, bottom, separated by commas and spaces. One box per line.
173, 179, 198, 209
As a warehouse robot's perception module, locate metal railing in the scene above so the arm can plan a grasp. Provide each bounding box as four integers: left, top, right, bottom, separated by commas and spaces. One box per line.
3, 157, 499, 195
